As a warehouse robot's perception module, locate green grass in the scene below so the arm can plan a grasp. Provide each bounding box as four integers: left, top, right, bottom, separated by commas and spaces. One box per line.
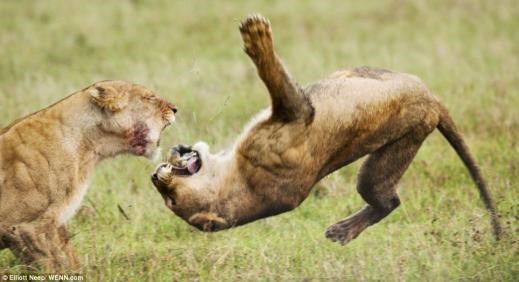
0, 0, 518, 281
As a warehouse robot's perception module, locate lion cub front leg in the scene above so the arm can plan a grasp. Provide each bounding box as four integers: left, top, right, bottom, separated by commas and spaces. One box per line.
239, 14, 313, 122
188, 212, 229, 232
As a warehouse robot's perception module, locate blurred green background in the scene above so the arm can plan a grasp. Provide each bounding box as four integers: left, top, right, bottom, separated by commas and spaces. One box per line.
0, 0, 517, 280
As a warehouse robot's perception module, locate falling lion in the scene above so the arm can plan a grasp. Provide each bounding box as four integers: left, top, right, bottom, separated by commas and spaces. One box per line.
151, 14, 501, 244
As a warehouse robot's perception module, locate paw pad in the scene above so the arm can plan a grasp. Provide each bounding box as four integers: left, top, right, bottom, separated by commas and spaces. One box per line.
239, 14, 274, 60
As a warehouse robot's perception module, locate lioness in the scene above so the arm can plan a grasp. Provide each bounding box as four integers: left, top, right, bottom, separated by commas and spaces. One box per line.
151, 15, 501, 244
0, 80, 176, 269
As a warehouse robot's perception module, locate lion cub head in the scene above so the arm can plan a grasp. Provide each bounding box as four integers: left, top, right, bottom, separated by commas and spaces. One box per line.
151, 143, 231, 231
86, 80, 177, 159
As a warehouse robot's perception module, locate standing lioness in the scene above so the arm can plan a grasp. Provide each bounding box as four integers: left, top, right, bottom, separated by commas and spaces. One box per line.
0, 80, 176, 269
152, 15, 501, 243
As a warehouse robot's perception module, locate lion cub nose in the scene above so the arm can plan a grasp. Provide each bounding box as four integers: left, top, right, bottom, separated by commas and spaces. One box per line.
171, 106, 178, 114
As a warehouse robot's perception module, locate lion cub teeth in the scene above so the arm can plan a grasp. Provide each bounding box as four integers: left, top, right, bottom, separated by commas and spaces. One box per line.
169, 151, 199, 169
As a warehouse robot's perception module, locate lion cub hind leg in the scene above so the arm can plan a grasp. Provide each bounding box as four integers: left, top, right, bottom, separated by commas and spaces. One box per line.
326, 130, 430, 245
239, 14, 313, 123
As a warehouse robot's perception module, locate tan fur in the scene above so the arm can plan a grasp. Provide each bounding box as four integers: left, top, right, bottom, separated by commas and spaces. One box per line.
0, 80, 176, 270
152, 15, 501, 243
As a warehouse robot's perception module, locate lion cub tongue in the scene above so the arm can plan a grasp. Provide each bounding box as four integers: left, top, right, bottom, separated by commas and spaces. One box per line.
187, 157, 200, 174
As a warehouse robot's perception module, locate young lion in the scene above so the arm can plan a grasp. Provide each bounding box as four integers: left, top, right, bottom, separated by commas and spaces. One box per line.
0, 80, 176, 269
151, 15, 501, 243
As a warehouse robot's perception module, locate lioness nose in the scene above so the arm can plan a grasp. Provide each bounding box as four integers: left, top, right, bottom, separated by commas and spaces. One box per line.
164, 101, 178, 114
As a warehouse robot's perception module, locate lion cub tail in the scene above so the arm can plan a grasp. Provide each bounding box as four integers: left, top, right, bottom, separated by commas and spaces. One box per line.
436, 105, 501, 240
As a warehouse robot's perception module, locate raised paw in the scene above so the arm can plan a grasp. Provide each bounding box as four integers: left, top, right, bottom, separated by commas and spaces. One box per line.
156, 163, 173, 183
239, 14, 274, 62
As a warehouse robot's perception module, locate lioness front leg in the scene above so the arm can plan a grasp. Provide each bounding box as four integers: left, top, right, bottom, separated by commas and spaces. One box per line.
0, 225, 8, 250
4, 220, 78, 270
239, 14, 313, 122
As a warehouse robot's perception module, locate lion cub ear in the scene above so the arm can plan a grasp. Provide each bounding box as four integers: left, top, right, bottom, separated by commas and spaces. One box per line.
88, 86, 128, 112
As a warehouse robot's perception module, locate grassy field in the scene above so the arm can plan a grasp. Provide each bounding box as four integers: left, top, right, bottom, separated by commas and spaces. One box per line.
0, 0, 517, 281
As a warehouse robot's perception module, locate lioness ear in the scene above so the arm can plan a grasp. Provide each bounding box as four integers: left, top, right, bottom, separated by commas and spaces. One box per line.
88, 86, 128, 112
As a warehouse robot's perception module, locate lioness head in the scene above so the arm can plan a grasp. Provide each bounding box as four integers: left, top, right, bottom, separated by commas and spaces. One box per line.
87, 80, 177, 159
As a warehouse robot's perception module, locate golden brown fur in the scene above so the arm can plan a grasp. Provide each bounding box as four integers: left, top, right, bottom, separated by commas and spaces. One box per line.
0, 80, 176, 269
151, 15, 501, 243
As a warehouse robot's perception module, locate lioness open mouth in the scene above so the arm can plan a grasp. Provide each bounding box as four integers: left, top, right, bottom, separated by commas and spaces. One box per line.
169, 150, 202, 176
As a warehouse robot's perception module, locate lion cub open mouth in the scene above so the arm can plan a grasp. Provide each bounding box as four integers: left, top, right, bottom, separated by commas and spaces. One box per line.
167, 146, 202, 176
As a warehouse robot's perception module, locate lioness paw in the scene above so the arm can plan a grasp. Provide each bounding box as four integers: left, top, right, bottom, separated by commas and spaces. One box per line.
239, 14, 273, 61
